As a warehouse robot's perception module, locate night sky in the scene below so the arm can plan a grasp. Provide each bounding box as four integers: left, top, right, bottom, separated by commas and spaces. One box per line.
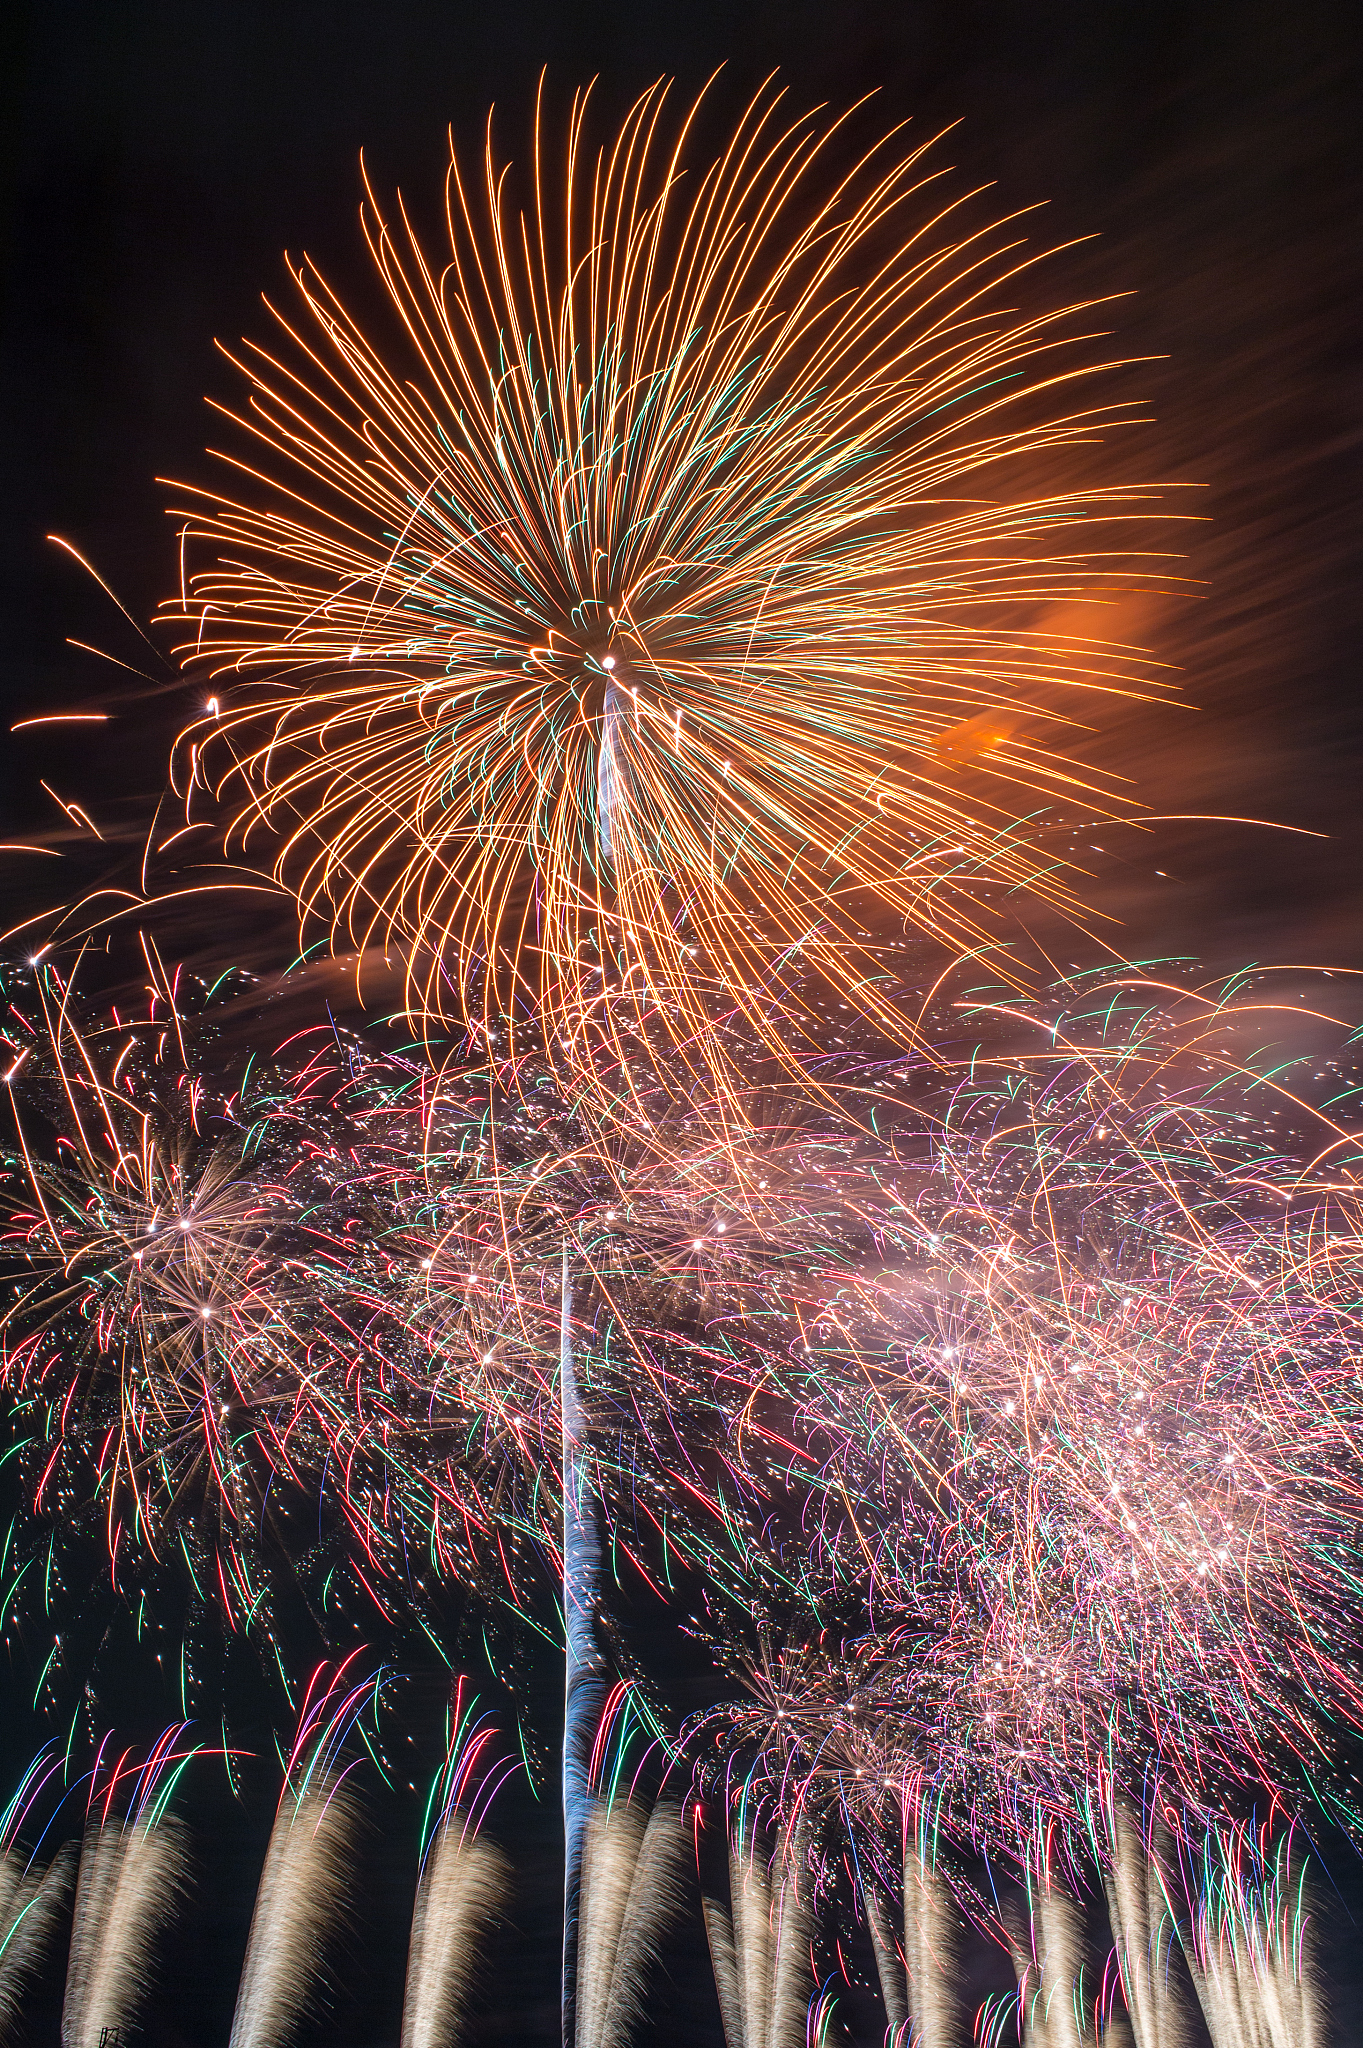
1, 2, 1360, 2042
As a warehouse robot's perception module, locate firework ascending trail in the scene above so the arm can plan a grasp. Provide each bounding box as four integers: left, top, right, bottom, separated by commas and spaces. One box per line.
228, 1667, 371, 2048
702, 1821, 812, 2048
561, 1245, 608, 2048
401, 1828, 509, 2048
864, 1886, 909, 2043
1182, 1826, 1321, 2048
402, 1682, 515, 2048
575, 1796, 688, 2048
866, 1816, 960, 2048
163, 76, 1173, 1103
999, 1876, 1094, 2048
0, 1842, 75, 2042
229, 1777, 359, 2048
62, 1817, 189, 2048
57, 1728, 200, 2048
1098, 1798, 1187, 2048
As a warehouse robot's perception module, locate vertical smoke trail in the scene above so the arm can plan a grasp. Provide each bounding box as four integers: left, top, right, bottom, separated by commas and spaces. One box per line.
0, 1842, 76, 2041
1184, 1827, 1321, 2048
902, 1833, 958, 2048
576, 1797, 687, 2048
1099, 1803, 1186, 2048
228, 1775, 360, 2048
702, 1889, 745, 2048
400, 1824, 510, 2048
702, 1823, 812, 2048
62, 1817, 189, 2048
865, 1824, 959, 2048
1005, 1878, 1094, 2048
864, 1884, 908, 2043
562, 1244, 608, 2048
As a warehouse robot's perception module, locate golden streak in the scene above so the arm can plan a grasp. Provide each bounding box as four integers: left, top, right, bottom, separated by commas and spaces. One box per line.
163, 78, 1177, 1101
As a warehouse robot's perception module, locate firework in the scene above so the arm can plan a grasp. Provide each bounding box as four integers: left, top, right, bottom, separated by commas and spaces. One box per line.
61, 1729, 196, 2048
8, 58, 1363, 2048
0, 955, 826, 1724
0, 959, 398, 1719
349, 959, 1363, 1881
1098, 1798, 1187, 2048
0, 1842, 75, 2042
701, 1819, 813, 2048
161, 77, 1172, 1104
9, 947, 1363, 2031
886, 982, 1363, 1838
689, 969, 1363, 1883
1182, 1824, 1321, 2048
228, 1665, 373, 2048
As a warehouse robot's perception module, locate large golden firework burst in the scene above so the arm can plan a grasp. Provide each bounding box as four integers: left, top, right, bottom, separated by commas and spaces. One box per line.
164, 78, 1171, 1093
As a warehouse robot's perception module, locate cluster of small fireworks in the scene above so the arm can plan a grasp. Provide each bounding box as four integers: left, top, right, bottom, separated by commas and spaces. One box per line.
2, 954, 1353, 2035
681, 976, 1363, 1873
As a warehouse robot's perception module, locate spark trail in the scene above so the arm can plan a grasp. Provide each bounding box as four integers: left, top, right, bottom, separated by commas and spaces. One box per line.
162, 78, 1176, 1107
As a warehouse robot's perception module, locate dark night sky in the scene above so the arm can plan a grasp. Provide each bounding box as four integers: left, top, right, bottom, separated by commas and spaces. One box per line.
1, 3, 1360, 2043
